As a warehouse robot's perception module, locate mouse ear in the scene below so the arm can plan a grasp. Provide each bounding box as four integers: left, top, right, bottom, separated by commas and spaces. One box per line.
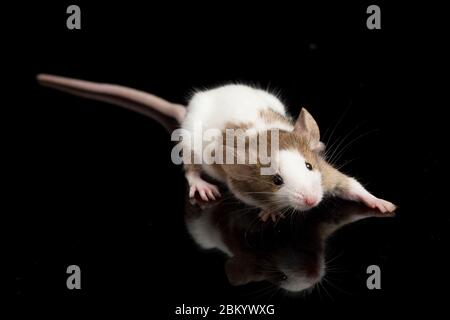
294, 108, 324, 152
225, 257, 266, 286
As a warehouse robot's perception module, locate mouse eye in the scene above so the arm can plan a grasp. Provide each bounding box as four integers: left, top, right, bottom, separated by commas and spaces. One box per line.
305, 162, 313, 171
279, 273, 288, 281
273, 174, 284, 186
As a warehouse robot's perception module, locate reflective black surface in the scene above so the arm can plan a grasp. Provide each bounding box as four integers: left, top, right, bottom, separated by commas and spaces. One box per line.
185, 192, 394, 293
6, 1, 448, 318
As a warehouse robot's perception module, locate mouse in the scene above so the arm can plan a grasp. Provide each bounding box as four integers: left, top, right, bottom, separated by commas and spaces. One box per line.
185, 190, 392, 292
37, 74, 397, 221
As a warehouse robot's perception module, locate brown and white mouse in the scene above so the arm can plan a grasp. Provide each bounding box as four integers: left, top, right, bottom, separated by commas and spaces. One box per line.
37, 74, 396, 221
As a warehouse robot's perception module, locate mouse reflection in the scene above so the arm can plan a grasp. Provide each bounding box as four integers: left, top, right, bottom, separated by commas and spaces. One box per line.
185, 193, 394, 293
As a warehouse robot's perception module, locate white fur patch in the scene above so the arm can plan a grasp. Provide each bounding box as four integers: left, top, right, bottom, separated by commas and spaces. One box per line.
182, 85, 293, 167
184, 85, 288, 132
276, 149, 323, 209
185, 211, 232, 257
280, 264, 325, 292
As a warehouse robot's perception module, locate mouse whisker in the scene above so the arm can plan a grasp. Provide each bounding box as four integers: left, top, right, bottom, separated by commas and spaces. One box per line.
322, 274, 351, 296
325, 120, 365, 164
317, 277, 334, 301
322, 99, 353, 148
329, 129, 379, 166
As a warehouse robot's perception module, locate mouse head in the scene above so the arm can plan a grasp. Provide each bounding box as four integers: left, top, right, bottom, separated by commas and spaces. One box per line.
226, 244, 325, 292
223, 108, 325, 212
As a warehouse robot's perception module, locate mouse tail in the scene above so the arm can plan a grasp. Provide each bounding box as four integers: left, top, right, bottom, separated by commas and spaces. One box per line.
37, 74, 186, 131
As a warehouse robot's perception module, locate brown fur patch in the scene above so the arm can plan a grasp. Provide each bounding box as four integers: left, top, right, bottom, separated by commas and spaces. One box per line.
224, 121, 252, 131
218, 122, 275, 202
278, 131, 322, 171
259, 109, 293, 127
318, 160, 349, 194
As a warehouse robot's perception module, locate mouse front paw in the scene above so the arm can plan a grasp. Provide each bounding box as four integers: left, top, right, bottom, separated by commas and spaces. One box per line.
362, 196, 397, 214
189, 179, 221, 202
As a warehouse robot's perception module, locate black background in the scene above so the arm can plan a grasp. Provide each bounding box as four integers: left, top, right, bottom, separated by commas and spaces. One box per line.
6, 1, 448, 318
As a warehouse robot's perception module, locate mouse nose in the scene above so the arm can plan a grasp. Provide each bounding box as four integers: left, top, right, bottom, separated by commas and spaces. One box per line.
304, 197, 317, 207
293, 192, 317, 207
